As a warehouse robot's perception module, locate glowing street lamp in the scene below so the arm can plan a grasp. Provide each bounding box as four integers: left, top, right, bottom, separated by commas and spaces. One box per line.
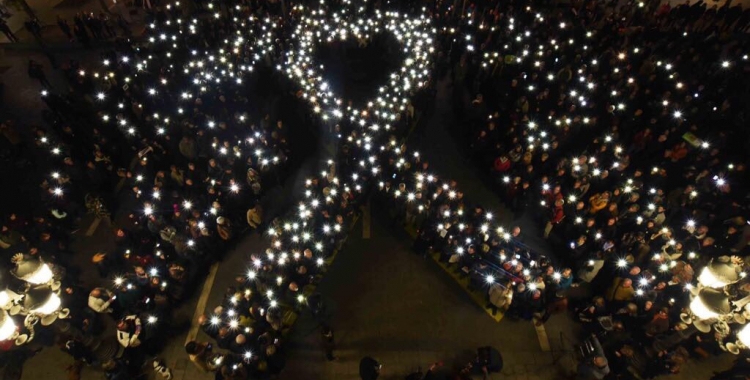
697, 257, 742, 288
738, 324, 750, 347
11, 255, 59, 290
0, 310, 16, 341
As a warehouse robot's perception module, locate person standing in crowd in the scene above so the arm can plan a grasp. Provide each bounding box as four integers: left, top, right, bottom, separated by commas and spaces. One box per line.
57, 16, 73, 41
116, 314, 142, 348
246, 203, 262, 231
321, 325, 337, 361
184, 341, 213, 372
359, 356, 381, 380
27, 59, 52, 88
486, 280, 513, 316
88, 287, 115, 314
544, 198, 565, 239
576, 336, 609, 380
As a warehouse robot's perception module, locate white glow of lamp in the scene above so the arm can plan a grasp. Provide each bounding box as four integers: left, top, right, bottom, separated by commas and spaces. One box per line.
0, 291, 11, 309
0, 310, 17, 341
31, 292, 61, 316
26, 264, 54, 285
690, 296, 719, 320
698, 267, 728, 288
690, 287, 731, 321
738, 324, 750, 347
698, 257, 742, 288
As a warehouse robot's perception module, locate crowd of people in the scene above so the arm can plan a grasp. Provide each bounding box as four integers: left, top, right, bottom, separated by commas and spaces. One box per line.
56, 12, 134, 45
189, 1, 431, 378
3, 0, 750, 379
3, 1, 305, 378
0, 6, 131, 45
440, 0, 750, 378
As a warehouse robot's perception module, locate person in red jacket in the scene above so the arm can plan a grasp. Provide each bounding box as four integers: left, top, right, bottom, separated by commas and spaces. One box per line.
544, 199, 565, 239
493, 155, 511, 173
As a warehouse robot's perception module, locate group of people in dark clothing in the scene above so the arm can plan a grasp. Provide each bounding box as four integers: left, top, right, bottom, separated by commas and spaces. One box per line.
429, 0, 749, 379
56, 12, 133, 46
3, 0, 750, 379
3, 0, 302, 378
373, 0, 750, 379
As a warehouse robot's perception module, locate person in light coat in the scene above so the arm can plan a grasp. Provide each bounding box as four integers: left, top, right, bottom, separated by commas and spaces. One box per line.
486, 280, 513, 316
246, 204, 262, 230
88, 287, 114, 313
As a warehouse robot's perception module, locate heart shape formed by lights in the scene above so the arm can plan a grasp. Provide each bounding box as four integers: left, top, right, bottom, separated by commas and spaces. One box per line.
264, 5, 435, 127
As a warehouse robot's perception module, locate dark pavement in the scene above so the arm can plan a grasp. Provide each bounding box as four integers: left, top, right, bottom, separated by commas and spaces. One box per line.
280, 203, 572, 380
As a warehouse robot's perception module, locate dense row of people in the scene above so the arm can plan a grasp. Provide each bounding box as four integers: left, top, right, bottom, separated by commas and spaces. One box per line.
56, 12, 134, 45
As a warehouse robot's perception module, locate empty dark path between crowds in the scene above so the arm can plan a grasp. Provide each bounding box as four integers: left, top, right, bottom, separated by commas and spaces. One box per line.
280, 75, 569, 380
281, 203, 550, 380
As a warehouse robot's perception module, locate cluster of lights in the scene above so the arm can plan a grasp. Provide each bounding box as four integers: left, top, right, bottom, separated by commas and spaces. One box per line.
200, 1, 561, 335
32, 0, 750, 358
460, 6, 747, 290
201, 1, 443, 331
447, 4, 750, 356
25, 1, 297, 346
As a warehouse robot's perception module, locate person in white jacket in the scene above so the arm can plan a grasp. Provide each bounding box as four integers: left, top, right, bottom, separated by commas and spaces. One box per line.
88, 288, 114, 313
116, 314, 142, 348
486, 280, 513, 316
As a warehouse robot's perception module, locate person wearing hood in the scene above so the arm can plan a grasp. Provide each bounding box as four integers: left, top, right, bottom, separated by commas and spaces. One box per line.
576, 335, 610, 380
